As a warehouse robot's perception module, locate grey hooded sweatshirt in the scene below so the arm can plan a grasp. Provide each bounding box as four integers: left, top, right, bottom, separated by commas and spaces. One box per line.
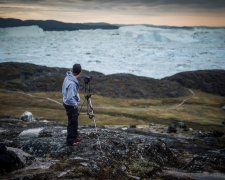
62, 71, 80, 107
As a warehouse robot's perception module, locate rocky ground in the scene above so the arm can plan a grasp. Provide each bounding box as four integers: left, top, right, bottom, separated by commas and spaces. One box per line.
0, 115, 225, 179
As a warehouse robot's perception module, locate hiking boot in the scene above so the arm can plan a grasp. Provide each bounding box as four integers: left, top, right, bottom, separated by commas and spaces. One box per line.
73, 138, 81, 144
66, 138, 81, 146
75, 138, 81, 141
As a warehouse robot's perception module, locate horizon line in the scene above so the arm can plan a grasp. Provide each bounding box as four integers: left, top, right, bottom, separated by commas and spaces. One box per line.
1, 17, 225, 29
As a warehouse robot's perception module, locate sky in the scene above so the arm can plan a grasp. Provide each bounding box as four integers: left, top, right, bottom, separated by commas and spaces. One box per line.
0, 0, 225, 26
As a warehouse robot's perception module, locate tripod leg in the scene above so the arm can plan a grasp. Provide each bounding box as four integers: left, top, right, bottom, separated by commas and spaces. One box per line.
93, 116, 103, 154
85, 96, 103, 154
88, 98, 95, 118
78, 98, 87, 115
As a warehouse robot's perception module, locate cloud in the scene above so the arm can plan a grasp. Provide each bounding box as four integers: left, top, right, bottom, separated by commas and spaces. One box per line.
1, 0, 225, 26
2, 0, 225, 16
1, 0, 224, 21
1, 0, 225, 9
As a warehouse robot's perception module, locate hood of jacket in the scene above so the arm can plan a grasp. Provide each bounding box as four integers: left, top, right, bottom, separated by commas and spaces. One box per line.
66, 71, 79, 85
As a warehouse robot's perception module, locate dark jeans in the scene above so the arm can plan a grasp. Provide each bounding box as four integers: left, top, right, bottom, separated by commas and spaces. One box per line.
63, 103, 79, 144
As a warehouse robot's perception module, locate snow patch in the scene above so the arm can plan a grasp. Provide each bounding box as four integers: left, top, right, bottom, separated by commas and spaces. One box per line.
40, 120, 49, 123
19, 128, 44, 137
61, 130, 67, 134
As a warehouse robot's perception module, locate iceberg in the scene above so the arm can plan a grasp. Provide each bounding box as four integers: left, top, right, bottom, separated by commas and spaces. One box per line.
0, 25, 45, 37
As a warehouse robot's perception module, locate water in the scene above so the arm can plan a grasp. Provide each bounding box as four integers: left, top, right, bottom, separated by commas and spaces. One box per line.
0, 25, 225, 78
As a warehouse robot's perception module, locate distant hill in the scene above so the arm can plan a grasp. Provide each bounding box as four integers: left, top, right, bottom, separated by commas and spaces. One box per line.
0, 18, 119, 31
1, 62, 224, 97
0, 62, 188, 98
163, 70, 225, 96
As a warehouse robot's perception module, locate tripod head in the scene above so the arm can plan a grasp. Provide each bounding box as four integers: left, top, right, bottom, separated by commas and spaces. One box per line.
84, 76, 92, 84
84, 76, 92, 95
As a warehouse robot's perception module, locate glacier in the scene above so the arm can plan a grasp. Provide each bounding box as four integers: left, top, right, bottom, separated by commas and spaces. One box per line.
0, 25, 225, 78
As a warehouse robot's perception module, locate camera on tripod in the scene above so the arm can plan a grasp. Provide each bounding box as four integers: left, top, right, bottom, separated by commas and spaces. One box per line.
83, 76, 92, 96
84, 76, 92, 84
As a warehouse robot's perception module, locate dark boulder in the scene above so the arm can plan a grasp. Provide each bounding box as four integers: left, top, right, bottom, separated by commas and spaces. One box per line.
211, 130, 224, 137
176, 121, 188, 131
129, 125, 137, 128
167, 124, 177, 133
0, 144, 34, 173
0, 144, 6, 153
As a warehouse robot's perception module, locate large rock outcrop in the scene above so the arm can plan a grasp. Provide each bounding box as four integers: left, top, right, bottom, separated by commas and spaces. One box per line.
163, 70, 225, 96
0, 62, 188, 98
0, 144, 34, 173
91, 73, 187, 98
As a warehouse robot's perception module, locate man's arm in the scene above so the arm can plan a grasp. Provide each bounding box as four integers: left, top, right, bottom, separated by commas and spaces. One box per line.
66, 84, 79, 108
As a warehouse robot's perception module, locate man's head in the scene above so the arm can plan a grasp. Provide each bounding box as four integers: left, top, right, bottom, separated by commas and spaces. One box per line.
72, 64, 82, 76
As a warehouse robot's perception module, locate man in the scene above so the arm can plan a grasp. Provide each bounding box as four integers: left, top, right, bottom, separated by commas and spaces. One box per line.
62, 64, 82, 146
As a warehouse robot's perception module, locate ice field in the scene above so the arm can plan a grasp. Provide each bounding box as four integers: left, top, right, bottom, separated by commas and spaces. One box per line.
0, 25, 225, 78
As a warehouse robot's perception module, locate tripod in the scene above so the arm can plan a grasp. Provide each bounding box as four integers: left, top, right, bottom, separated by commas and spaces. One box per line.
79, 77, 95, 119
79, 77, 103, 154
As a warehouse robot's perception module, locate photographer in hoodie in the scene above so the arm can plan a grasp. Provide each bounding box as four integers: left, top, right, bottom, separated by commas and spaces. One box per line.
62, 64, 82, 146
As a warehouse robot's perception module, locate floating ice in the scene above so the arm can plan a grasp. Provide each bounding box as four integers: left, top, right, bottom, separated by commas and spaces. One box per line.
0, 25, 225, 78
